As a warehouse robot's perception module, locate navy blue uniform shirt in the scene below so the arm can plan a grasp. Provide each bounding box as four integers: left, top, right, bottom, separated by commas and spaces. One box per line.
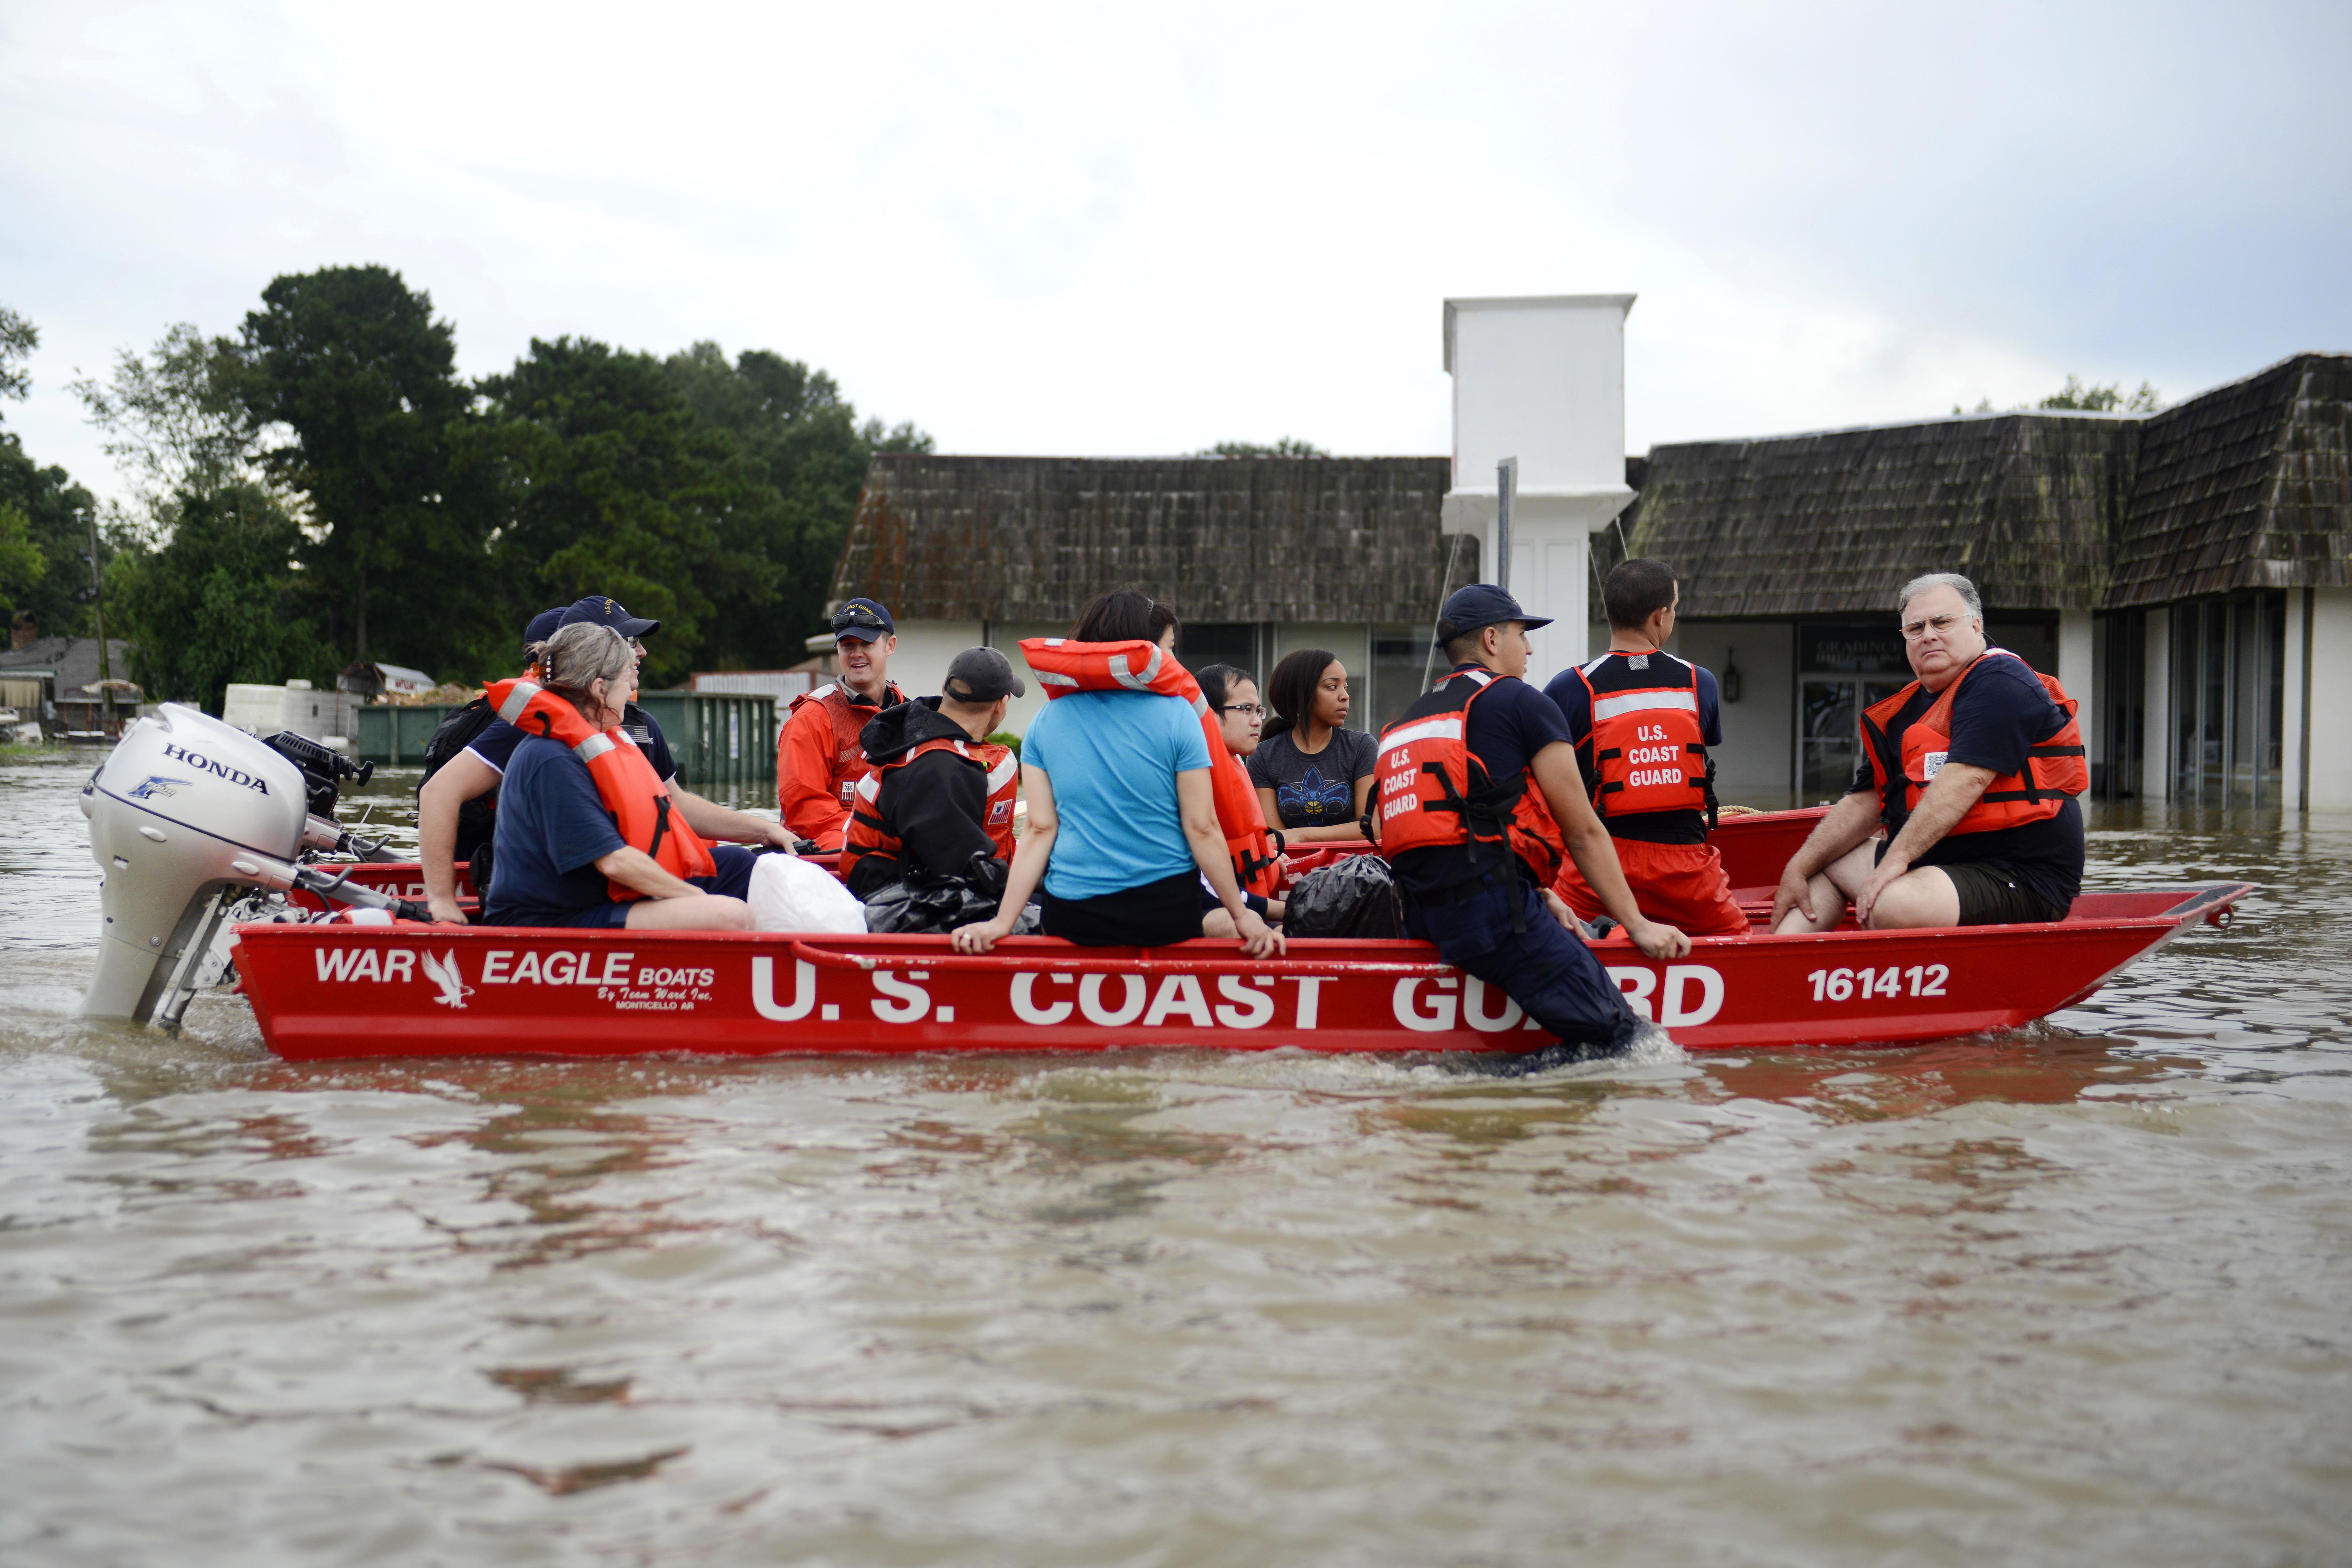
482, 737, 630, 925
1390, 665, 1575, 896
1543, 653, 1723, 748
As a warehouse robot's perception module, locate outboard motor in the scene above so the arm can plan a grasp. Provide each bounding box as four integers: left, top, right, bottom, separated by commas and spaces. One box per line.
263, 728, 399, 862
80, 704, 421, 1028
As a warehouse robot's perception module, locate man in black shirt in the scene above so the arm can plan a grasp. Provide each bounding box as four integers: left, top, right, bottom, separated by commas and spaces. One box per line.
1379, 585, 1692, 1056
1773, 573, 2087, 932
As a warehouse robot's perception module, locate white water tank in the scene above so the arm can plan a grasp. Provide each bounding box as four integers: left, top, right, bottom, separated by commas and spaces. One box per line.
1440, 295, 1639, 679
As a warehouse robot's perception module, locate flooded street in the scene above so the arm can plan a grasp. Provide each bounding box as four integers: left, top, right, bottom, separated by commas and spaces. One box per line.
2, 754, 2347, 1566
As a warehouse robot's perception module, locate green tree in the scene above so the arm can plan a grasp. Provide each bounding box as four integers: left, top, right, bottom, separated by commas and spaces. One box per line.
1196, 437, 1329, 458
0, 305, 35, 403
0, 502, 45, 604
479, 337, 779, 688
237, 265, 489, 671
72, 324, 269, 522
662, 342, 929, 670
2038, 375, 2161, 413
0, 303, 102, 637
104, 484, 336, 714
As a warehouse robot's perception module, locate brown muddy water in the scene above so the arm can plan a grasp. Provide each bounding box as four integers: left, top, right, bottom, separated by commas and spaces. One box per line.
2, 754, 2348, 1566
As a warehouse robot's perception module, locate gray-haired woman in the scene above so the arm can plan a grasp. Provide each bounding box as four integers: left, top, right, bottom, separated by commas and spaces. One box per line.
481, 623, 757, 931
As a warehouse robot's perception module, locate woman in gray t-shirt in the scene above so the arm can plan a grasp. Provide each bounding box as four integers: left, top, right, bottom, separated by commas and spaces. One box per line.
1247, 648, 1376, 842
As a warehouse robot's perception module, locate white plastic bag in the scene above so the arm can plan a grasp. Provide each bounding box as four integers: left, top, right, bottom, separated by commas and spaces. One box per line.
747, 854, 869, 933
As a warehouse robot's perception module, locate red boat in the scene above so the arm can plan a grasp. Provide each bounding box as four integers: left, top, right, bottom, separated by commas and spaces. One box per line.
231, 878, 2249, 1061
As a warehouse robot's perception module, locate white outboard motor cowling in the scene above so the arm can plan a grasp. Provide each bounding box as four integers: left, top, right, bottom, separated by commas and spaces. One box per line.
80, 704, 309, 1024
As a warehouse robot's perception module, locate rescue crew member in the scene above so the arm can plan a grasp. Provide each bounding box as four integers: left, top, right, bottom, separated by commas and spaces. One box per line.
950, 591, 1283, 958
839, 647, 1024, 900
1197, 663, 1287, 938
421, 594, 794, 924
1772, 572, 2088, 933
416, 603, 564, 908
1378, 585, 1692, 1055
1544, 558, 1749, 937
777, 597, 907, 843
1250, 648, 1376, 842
480, 624, 756, 931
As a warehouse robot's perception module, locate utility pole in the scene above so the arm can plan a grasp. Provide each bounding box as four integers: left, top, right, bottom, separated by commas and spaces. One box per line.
1495, 456, 1517, 594
86, 509, 115, 738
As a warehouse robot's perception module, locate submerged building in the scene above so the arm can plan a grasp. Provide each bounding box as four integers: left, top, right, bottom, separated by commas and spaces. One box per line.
1620, 351, 2350, 812
829, 307, 2350, 813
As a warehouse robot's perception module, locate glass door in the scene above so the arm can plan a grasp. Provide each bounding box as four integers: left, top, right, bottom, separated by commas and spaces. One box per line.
1800, 678, 1907, 800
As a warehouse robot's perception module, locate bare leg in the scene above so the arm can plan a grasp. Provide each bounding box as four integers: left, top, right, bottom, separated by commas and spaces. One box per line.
1201, 908, 1238, 939
1862, 865, 1961, 930
1775, 842, 1879, 934
625, 894, 752, 932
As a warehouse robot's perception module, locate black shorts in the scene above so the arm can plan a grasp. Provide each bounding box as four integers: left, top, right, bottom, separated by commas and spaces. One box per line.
1042, 869, 1203, 947
1873, 841, 2064, 925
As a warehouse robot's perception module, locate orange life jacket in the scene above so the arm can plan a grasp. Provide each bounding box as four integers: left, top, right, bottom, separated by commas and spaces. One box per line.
486, 677, 717, 900
1565, 650, 1710, 824
1018, 638, 1281, 897
1860, 650, 2088, 837
783, 680, 908, 815
838, 735, 1020, 882
1374, 668, 1566, 888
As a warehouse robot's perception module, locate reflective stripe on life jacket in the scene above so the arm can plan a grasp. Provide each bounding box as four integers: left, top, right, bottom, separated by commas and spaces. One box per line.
1860, 650, 2088, 837
838, 736, 1019, 882
1018, 638, 1281, 897
1567, 651, 1709, 823
783, 680, 907, 813
486, 677, 717, 901
1373, 669, 1566, 888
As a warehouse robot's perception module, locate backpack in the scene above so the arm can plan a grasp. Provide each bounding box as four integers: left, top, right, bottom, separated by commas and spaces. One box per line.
418, 698, 502, 862
1283, 853, 1404, 938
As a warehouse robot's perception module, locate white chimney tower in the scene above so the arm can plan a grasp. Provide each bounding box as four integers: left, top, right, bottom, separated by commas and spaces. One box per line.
1440, 294, 1637, 679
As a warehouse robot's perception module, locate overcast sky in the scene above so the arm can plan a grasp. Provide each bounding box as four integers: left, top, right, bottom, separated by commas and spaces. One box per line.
5, 0, 2348, 503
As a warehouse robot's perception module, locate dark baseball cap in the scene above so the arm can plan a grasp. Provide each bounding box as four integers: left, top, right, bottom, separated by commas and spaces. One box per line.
1436, 584, 1552, 641
942, 646, 1024, 703
830, 597, 896, 643
523, 606, 567, 646
558, 595, 660, 638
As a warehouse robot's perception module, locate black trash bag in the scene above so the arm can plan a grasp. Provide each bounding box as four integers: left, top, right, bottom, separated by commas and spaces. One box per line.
1283, 853, 1403, 938
862, 853, 1038, 937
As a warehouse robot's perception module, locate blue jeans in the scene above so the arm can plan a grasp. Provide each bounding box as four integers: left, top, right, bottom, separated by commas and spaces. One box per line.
1402, 876, 1639, 1054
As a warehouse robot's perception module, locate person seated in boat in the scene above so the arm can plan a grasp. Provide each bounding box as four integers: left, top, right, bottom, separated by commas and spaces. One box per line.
1250, 648, 1376, 843
839, 646, 1023, 903
777, 597, 908, 844
950, 591, 1284, 958
479, 623, 758, 931
1772, 572, 2087, 934
1196, 663, 1288, 939
1376, 585, 1692, 1055
416, 603, 565, 916
1543, 558, 1749, 938
420, 595, 793, 923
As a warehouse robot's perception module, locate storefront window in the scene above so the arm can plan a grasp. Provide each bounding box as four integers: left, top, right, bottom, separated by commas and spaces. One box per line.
2170, 592, 2286, 805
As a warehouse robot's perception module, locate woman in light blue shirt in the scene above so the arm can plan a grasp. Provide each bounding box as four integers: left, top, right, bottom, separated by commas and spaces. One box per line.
953, 592, 1283, 956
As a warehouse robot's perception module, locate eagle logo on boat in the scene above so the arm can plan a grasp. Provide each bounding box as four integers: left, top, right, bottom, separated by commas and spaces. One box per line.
127, 776, 190, 801
421, 950, 473, 1009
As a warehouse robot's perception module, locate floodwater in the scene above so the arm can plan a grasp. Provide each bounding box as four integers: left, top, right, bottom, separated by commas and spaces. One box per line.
3, 754, 2348, 1567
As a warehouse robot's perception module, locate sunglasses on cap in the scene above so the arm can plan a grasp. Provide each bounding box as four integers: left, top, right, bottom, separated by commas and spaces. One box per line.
831, 604, 889, 631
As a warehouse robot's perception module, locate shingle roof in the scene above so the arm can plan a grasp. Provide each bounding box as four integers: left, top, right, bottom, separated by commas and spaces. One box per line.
831, 455, 1472, 624
1622, 415, 2132, 615
2109, 354, 2352, 606
1623, 353, 2352, 615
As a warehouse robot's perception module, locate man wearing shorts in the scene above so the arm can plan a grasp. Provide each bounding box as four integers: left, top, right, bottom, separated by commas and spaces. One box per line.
1772, 572, 2087, 933
1545, 558, 1748, 937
